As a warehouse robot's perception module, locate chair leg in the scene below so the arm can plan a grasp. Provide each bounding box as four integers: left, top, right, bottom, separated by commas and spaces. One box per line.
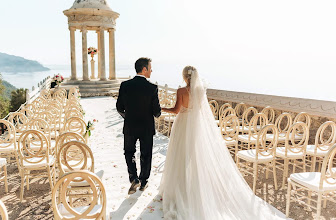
4, 165, 8, 193
282, 159, 289, 188
20, 174, 25, 202
311, 156, 316, 172
286, 181, 291, 217
253, 162, 258, 194
316, 193, 322, 219
47, 167, 53, 190
26, 171, 30, 190
308, 191, 312, 207
323, 195, 327, 209
272, 161, 278, 190
303, 157, 306, 172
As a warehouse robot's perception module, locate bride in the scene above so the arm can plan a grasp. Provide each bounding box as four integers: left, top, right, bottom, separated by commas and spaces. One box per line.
159, 66, 286, 219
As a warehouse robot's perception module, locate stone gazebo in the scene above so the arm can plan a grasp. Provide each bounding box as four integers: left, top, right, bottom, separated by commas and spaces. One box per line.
63, 0, 119, 81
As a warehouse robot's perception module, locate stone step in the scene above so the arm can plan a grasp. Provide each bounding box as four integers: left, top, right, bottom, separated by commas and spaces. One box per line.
79, 87, 119, 93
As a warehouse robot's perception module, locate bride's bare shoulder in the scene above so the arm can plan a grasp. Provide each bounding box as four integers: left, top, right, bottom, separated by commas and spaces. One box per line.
177, 87, 188, 94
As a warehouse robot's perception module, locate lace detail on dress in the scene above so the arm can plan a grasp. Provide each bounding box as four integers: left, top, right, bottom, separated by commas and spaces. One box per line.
179, 106, 190, 114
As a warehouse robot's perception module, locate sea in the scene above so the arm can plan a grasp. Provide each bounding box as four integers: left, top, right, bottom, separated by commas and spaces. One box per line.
1, 63, 335, 102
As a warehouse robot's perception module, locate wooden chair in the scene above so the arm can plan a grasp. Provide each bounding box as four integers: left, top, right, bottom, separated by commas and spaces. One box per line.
220, 114, 239, 158
234, 102, 247, 123
286, 145, 336, 219
0, 120, 17, 163
51, 171, 106, 220
209, 100, 219, 119
307, 121, 336, 172
64, 109, 84, 121
162, 114, 176, 137
0, 200, 8, 220
266, 112, 293, 145
237, 124, 279, 193
218, 103, 232, 119
0, 158, 8, 193
238, 113, 268, 150
55, 132, 86, 161
26, 118, 56, 149
8, 112, 28, 139
275, 122, 309, 188
293, 112, 311, 130
261, 106, 275, 124
17, 130, 56, 201
217, 107, 236, 126
62, 117, 87, 140
239, 107, 258, 134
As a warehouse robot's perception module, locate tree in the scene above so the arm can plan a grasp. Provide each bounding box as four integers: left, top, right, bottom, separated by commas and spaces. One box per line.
10, 88, 27, 112
0, 74, 10, 118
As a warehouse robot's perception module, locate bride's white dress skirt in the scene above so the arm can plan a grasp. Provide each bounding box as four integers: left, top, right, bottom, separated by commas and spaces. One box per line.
159, 106, 288, 220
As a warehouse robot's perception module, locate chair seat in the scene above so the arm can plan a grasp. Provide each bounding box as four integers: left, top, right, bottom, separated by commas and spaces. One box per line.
276, 147, 305, 159
290, 172, 336, 192
266, 133, 302, 142
22, 155, 55, 168
237, 149, 274, 162
0, 144, 15, 153
224, 139, 237, 146
306, 145, 331, 157
57, 204, 103, 218
238, 135, 257, 143
0, 158, 6, 167
69, 170, 104, 187
61, 158, 93, 172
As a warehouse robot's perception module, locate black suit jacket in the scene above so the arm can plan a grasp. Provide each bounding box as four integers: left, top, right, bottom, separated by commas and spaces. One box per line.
116, 76, 161, 136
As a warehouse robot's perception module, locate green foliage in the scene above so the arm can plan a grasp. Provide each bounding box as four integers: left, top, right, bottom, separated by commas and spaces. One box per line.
10, 88, 27, 112
0, 74, 10, 118
2, 80, 16, 100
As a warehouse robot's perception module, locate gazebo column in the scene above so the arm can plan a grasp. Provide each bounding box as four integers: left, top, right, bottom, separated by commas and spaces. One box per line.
69, 27, 77, 80
108, 28, 116, 80
99, 27, 106, 81
97, 30, 101, 79
81, 27, 89, 81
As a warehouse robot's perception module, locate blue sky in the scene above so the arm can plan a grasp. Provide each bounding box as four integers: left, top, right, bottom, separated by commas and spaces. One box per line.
1, 0, 336, 101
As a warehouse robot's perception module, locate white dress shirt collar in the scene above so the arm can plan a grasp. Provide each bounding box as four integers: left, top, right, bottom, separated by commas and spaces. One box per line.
135, 74, 148, 80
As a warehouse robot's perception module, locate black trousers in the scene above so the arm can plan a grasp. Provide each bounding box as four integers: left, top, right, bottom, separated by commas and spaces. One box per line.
124, 134, 153, 183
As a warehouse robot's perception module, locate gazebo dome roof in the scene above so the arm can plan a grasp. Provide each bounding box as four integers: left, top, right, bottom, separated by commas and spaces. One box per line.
71, 0, 112, 11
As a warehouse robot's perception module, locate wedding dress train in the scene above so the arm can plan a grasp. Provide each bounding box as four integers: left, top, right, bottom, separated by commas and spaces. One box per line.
159, 70, 287, 220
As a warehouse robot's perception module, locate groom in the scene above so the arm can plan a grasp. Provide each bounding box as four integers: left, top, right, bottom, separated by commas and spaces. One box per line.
116, 57, 161, 194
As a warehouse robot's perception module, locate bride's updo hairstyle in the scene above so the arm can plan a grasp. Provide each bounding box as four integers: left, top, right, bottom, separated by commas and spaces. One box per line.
182, 66, 197, 86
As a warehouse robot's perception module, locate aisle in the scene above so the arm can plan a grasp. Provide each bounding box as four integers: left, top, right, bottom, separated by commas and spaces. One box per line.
81, 97, 168, 220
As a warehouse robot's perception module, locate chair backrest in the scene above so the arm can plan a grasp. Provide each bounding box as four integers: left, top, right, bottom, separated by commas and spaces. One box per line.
209, 100, 219, 118
275, 112, 293, 137
0, 200, 8, 220
52, 171, 106, 220
284, 122, 309, 156
68, 87, 78, 99
261, 106, 275, 124
17, 130, 52, 167
8, 112, 28, 133
40, 89, 51, 100
234, 102, 247, 119
26, 118, 52, 142
241, 107, 258, 129
294, 112, 311, 130
320, 145, 336, 190
58, 141, 94, 176
56, 132, 86, 157
219, 103, 232, 119
63, 117, 87, 137
53, 88, 67, 99
248, 113, 268, 140
65, 109, 84, 121
255, 124, 279, 160
0, 120, 16, 150
209, 104, 216, 118
314, 121, 336, 154
19, 107, 34, 120
220, 114, 239, 142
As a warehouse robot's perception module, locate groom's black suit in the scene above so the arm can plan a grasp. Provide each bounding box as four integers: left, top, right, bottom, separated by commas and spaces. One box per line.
116, 75, 161, 184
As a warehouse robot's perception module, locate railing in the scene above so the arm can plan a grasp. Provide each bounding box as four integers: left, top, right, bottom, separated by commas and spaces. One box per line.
2, 76, 52, 120
155, 83, 336, 119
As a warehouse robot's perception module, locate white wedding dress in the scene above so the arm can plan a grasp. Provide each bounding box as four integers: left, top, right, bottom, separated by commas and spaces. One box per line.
159, 70, 287, 220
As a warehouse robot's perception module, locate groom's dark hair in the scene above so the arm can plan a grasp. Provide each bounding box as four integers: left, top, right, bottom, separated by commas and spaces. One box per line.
135, 57, 152, 73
